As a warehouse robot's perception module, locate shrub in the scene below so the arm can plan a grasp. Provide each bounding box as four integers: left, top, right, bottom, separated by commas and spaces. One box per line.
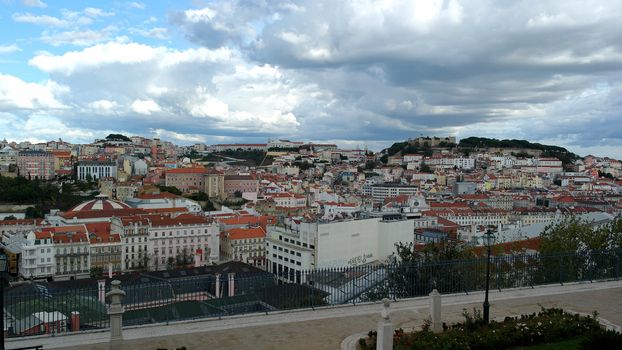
359, 308, 619, 350
580, 329, 622, 349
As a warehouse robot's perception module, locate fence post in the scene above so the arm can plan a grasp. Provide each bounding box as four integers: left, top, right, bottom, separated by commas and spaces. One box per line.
376, 298, 394, 350
496, 257, 501, 291
616, 254, 620, 280
429, 289, 442, 333
106, 280, 126, 350
559, 256, 564, 286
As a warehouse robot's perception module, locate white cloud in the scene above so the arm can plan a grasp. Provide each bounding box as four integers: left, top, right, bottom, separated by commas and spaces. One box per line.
21, 0, 47, 8
130, 27, 169, 40
150, 129, 207, 143
40, 27, 117, 47
0, 44, 21, 54
131, 99, 161, 115
83, 7, 115, 18
190, 91, 229, 119
88, 99, 119, 111
182, 8, 217, 23
29, 41, 233, 74
12, 13, 68, 27
0, 73, 65, 110
129, 2, 146, 10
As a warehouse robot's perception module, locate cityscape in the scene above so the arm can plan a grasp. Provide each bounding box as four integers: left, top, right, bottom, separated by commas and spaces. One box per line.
1, 1, 622, 350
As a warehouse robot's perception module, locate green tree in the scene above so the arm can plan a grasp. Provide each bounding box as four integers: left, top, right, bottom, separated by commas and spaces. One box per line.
166, 257, 176, 270
203, 199, 216, 211
363, 240, 475, 300
105, 133, 131, 142
420, 164, 433, 173
297, 161, 314, 170
364, 160, 376, 170
188, 191, 209, 201
25, 206, 43, 219
90, 266, 104, 279
539, 216, 612, 254
158, 185, 182, 195
2, 215, 17, 221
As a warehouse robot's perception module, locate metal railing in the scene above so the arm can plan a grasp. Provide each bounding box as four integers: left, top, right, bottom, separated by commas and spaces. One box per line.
2, 249, 621, 338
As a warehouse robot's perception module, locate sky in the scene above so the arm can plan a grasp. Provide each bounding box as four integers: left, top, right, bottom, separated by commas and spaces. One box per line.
1, 0, 622, 158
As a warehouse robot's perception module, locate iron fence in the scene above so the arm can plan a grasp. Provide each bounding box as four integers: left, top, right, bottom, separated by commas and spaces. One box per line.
3, 249, 621, 338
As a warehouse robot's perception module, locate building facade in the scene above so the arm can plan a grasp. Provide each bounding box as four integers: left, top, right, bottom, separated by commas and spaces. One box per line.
77, 161, 117, 180
20, 231, 55, 279
17, 151, 55, 179
220, 227, 266, 269
147, 215, 220, 271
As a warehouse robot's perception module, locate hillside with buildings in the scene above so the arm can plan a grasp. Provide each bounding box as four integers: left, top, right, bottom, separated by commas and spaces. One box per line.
0, 134, 621, 281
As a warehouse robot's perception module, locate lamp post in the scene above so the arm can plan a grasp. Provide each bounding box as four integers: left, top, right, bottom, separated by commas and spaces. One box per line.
483, 229, 495, 324
0, 253, 7, 350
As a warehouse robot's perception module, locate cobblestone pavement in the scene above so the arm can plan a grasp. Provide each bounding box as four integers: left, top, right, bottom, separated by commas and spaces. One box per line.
7, 280, 622, 350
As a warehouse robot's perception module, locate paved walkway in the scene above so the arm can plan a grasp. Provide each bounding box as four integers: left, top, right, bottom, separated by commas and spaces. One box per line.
7, 280, 622, 350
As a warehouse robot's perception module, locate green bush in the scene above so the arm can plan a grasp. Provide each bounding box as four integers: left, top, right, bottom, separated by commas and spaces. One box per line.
580, 329, 622, 349
359, 308, 620, 350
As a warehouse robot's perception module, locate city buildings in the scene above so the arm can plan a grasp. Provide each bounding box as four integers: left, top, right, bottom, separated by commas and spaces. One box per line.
3, 134, 622, 287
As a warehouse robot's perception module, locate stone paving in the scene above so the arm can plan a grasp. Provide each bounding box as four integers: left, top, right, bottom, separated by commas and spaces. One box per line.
7, 280, 622, 350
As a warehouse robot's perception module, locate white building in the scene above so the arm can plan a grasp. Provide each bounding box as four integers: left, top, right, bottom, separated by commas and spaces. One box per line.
321, 202, 360, 220
364, 183, 420, 203
50, 226, 91, 281
266, 217, 415, 282
77, 161, 117, 180
20, 231, 55, 279
148, 214, 220, 270
125, 193, 203, 214
111, 216, 150, 271
133, 159, 148, 175
268, 192, 307, 208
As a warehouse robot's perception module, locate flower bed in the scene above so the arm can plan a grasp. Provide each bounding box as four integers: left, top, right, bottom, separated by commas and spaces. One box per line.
359, 308, 622, 350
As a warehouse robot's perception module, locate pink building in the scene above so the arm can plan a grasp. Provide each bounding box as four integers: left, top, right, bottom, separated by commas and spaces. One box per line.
17, 150, 55, 179
224, 175, 259, 196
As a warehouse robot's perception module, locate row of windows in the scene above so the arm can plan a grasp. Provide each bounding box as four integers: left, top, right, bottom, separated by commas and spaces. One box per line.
155, 237, 205, 245
277, 236, 314, 249
270, 262, 302, 283
56, 247, 89, 254
275, 246, 302, 257
126, 236, 147, 243
272, 254, 302, 265
153, 229, 211, 237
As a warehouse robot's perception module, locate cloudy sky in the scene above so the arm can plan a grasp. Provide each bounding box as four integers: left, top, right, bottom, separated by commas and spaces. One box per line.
1, 0, 622, 157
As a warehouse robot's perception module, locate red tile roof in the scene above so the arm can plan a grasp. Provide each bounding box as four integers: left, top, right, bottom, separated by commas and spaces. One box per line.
217, 215, 276, 231
225, 227, 265, 240
0, 218, 43, 226
146, 214, 212, 227
166, 167, 207, 174
34, 231, 52, 239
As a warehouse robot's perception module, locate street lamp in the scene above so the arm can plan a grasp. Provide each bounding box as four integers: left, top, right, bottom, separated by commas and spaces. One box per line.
483, 229, 496, 324
0, 252, 7, 350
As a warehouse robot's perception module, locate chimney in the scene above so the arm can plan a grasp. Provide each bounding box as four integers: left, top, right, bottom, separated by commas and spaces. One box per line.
228, 273, 235, 297
70, 311, 80, 332
214, 273, 221, 298
98, 279, 106, 303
